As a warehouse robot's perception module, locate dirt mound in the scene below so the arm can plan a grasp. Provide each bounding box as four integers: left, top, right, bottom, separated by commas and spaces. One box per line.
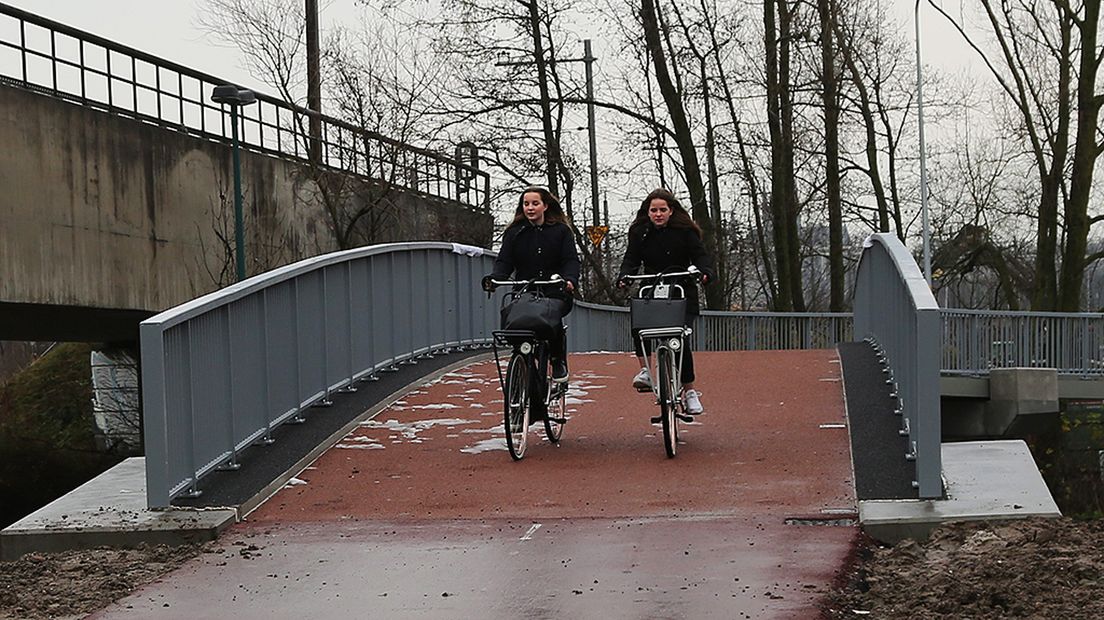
824, 517, 1104, 619
0, 543, 206, 619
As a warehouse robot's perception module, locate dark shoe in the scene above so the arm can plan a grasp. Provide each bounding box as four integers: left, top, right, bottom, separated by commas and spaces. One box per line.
551, 358, 569, 383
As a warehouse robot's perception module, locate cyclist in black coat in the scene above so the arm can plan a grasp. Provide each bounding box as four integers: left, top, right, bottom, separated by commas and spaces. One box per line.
482, 187, 581, 383
617, 188, 715, 414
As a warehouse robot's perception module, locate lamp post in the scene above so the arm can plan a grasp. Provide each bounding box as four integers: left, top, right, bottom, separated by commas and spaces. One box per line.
211, 85, 256, 282
915, 0, 933, 286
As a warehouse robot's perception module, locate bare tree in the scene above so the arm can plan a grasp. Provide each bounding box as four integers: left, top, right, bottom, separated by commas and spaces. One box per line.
931, 0, 1104, 310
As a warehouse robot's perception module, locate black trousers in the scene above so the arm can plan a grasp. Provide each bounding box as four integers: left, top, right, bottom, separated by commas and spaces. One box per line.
549, 298, 572, 363
632, 313, 696, 384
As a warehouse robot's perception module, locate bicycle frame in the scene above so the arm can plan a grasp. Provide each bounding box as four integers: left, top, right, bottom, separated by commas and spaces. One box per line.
636, 326, 692, 407
623, 267, 702, 457
487, 276, 569, 459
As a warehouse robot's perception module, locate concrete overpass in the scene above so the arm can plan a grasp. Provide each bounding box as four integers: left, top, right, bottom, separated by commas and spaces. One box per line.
0, 3, 492, 342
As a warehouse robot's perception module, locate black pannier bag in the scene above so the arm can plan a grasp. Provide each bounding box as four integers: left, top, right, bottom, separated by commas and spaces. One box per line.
630, 297, 687, 331
500, 290, 562, 339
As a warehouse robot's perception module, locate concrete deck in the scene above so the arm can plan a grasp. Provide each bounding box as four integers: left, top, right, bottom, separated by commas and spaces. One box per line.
0, 457, 235, 561
90, 351, 861, 619
3, 348, 1067, 617
859, 440, 1062, 544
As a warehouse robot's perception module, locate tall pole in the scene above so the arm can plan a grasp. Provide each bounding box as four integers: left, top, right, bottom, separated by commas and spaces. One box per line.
584, 39, 599, 228
306, 0, 322, 164
230, 105, 246, 282
915, 0, 932, 286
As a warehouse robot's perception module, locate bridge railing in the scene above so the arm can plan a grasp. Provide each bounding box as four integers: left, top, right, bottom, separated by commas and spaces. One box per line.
854, 233, 942, 499
696, 312, 853, 351
0, 2, 488, 211
140, 243, 501, 508
565, 307, 853, 353
140, 242, 858, 508
942, 309, 1104, 377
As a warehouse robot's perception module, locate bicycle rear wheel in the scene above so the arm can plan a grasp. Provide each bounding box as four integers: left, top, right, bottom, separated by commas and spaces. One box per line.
504, 353, 530, 460
657, 348, 677, 457
544, 375, 567, 443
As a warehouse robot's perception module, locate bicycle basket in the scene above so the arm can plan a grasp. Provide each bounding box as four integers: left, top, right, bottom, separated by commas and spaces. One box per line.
630, 297, 687, 331
501, 291, 562, 339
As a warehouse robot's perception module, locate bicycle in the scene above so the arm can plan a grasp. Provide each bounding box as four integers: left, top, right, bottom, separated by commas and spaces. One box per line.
487, 277, 569, 460
621, 266, 702, 458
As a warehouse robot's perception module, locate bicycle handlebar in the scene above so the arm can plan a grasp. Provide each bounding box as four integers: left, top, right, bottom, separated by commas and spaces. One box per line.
620, 266, 701, 282
489, 275, 565, 287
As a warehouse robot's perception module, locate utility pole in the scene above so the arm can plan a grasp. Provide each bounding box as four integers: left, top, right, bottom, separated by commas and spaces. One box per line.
585, 39, 599, 229
914, 0, 932, 286
306, 0, 322, 164
495, 34, 599, 205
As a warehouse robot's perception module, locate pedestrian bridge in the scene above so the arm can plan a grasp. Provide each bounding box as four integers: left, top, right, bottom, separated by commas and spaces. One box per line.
134, 238, 1101, 509
1, 238, 1075, 617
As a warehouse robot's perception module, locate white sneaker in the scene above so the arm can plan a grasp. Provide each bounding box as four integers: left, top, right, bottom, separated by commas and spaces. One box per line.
684, 389, 704, 415
632, 367, 652, 391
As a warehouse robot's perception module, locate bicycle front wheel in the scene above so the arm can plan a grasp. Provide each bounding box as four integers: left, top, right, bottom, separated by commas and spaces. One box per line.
657, 348, 677, 458
504, 353, 530, 460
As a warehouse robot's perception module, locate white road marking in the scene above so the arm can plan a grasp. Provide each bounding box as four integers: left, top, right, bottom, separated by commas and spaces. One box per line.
520, 523, 542, 540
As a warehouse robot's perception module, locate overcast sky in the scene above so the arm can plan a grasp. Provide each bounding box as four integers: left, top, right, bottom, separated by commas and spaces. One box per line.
4, 0, 981, 101
3, 0, 983, 223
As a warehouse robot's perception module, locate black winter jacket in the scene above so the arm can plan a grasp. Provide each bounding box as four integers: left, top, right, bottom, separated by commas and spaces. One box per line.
617, 224, 715, 315
490, 221, 580, 300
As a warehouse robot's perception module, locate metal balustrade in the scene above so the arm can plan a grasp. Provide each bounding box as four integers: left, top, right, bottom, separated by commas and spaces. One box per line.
854, 233, 942, 499
942, 309, 1104, 377
141, 237, 1099, 508
140, 243, 859, 508
695, 312, 853, 351
0, 2, 488, 211
141, 243, 500, 508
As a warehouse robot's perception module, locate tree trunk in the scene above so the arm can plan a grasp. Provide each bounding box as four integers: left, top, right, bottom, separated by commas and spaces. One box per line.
778, 0, 805, 311
640, 0, 722, 309
764, 0, 792, 311
1057, 0, 1102, 311
526, 0, 560, 196
817, 0, 844, 311
835, 14, 892, 236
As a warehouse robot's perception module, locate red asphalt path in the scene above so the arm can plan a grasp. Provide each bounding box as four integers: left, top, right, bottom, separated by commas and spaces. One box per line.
94, 351, 858, 619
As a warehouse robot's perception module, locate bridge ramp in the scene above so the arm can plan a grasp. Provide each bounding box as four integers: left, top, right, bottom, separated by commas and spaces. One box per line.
93, 351, 858, 618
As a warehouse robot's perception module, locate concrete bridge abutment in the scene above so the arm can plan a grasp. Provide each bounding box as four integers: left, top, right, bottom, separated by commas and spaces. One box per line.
0, 84, 492, 342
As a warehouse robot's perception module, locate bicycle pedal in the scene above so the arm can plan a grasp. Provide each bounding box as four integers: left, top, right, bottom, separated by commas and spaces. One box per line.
547, 416, 567, 424
650, 415, 663, 424
677, 414, 694, 423
635, 386, 652, 393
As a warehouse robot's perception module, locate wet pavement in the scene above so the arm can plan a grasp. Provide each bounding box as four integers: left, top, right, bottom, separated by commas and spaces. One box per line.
92, 350, 858, 619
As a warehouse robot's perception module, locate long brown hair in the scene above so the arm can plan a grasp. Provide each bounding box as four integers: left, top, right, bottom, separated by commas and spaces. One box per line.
627, 188, 702, 238
506, 186, 568, 229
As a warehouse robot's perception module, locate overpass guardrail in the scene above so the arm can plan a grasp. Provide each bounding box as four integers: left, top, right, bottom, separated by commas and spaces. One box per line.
139, 243, 856, 508
140, 239, 1100, 508
942, 309, 1104, 377
0, 2, 488, 211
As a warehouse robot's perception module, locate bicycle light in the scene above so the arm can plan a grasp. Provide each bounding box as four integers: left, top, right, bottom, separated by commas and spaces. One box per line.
668, 338, 682, 351
519, 342, 533, 354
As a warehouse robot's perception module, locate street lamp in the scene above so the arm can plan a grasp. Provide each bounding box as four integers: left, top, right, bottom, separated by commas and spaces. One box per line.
211, 84, 256, 282
914, 0, 933, 287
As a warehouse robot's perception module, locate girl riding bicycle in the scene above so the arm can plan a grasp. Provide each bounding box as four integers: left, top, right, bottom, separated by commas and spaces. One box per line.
482, 187, 580, 383
617, 188, 714, 414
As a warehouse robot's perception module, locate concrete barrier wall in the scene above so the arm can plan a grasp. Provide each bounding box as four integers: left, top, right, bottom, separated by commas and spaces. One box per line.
0, 85, 491, 315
